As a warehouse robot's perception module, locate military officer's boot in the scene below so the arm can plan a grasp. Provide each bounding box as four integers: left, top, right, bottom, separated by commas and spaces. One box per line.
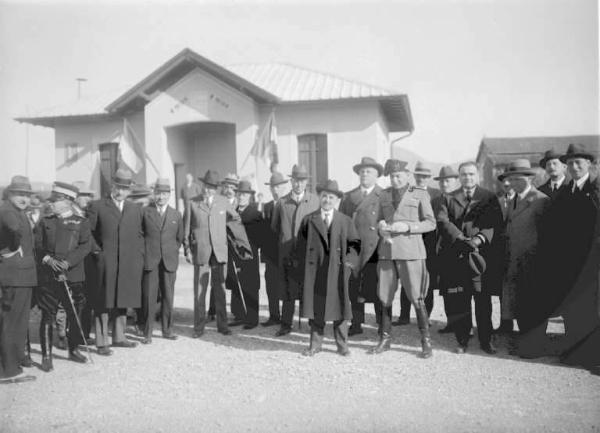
368, 307, 392, 354
40, 322, 54, 372
416, 302, 433, 359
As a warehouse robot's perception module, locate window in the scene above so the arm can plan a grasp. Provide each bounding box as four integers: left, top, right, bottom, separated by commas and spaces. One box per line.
297, 134, 328, 192
64, 142, 80, 163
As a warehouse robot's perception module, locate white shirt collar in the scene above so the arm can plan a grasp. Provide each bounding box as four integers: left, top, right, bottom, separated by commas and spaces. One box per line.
518, 185, 532, 200
157, 204, 167, 214
292, 191, 304, 202
111, 196, 123, 211
573, 172, 590, 191
321, 208, 334, 222
551, 175, 566, 188
463, 186, 476, 197
360, 185, 375, 195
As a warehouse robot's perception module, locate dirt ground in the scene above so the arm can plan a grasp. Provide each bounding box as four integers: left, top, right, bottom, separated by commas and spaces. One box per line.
2, 260, 599, 433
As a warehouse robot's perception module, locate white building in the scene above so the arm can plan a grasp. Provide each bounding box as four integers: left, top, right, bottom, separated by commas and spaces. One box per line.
16, 48, 413, 204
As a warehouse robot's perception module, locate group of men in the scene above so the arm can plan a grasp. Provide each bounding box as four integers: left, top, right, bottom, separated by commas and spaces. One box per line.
1, 141, 598, 384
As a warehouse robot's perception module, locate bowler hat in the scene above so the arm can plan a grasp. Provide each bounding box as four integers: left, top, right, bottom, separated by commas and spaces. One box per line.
112, 168, 133, 188
289, 164, 310, 180
199, 170, 220, 187
50, 181, 79, 201
352, 157, 384, 177
413, 161, 432, 177
264, 172, 288, 186
222, 173, 240, 187
559, 143, 596, 163
72, 181, 95, 197
237, 180, 255, 194
383, 159, 409, 176
316, 179, 344, 199
129, 185, 152, 198
6, 175, 33, 194
433, 165, 459, 180
153, 178, 172, 193
539, 149, 563, 169
497, 159, 537, 181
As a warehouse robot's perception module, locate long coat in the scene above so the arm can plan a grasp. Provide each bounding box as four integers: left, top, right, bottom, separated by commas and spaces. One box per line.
143, 204, 184, 272
339, 185, 382, 302
87, 198, 144, 309
299, 210, 360, 322
0, 201, 37, 287
237, 203, 264, 293
436, 186, 503, 294
501, 186, 550, 319
260, 200, 279, 264
538, 176, 570, 199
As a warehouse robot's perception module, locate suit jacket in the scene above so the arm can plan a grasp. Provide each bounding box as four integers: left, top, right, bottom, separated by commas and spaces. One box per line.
377, 186, 436, 261
339, 185, 383, 272
35, 214, 91, 284
436, 186, 503, 292
184, 194, 242, 265
538, 175, 570, 199
143, 204, 184, 272
0, 201, 37, 287
299, 209, 360, 321
87, 198, 145, 309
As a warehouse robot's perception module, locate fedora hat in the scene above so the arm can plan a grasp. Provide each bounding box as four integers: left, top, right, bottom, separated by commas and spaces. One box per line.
559, 143, 596, 163
383, 159, 409, 176
112, 168, 133, 188
498, 159, 537, 181
237, 180, 255, 194
433, 165, 459, 180
153, 178, 172, 193
6, 175, 33, 194
413, 161, 432, 177
129, 185, 152, 198
264, 172, 288, 186
539, 149, 564, 169
49, 181, 79, 201
316, 179, 344, 199
72, 181, 95, 197
199, 170, 220, 187
222, 173, 240, 187
289, 164, 310, 180
352, 156, 384, 177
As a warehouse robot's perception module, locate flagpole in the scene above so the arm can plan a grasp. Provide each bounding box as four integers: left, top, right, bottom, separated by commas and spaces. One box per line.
122, 117, 161, 176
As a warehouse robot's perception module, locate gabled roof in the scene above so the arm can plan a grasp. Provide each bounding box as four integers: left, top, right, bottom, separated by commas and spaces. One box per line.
476, 135, 600, 166
15, 48, 413, 132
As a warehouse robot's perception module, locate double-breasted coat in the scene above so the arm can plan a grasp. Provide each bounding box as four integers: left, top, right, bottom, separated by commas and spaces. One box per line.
143, 204, 184, 272
0, 201, 37, 288
501, 186, 550, 319
87, 198, 144, 309
339, 185, 382, 302
436, 186, 503, 294
299, 210, 360, 322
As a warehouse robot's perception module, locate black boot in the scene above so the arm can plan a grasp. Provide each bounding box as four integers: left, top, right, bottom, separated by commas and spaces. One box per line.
368, 307, 392, 354
40, 322, 54, 372
416, 302, 433, 359
21, 331, 33, 368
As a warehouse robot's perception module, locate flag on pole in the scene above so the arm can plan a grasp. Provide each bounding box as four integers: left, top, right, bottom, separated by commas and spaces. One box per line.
118, 118, 144, 174
249, 111, 278, 165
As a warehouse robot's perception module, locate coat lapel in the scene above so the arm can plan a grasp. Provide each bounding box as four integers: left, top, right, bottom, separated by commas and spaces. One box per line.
354, 185, 381, 215
147, 204, 162, 229
310, 212, 329, 246
105, 198, 122, 221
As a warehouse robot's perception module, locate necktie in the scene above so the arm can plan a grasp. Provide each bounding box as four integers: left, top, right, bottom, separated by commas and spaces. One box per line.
552, 183, 558, 193
513, 195, 518, 210
323, 212, 330, 228
465, 191, 472, 203
362, 189, 368, 198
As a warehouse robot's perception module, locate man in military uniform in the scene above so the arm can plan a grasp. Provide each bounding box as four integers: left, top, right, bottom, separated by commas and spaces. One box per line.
0, 176, 37, 384
339, 156, 384, 336
260, 172, 289, 327
34, 182, 91, 371
368, 160, 436, 358
271, 164, 320, 336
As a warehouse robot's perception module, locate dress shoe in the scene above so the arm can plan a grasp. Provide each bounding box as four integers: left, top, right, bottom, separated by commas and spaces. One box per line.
302, 347, 321, 357
141, 337, 152, 345
41, 356, 54, 372
0, 374, 36, 384
275, 327, 292, 337
455, 345, 467, 354
112, 340, 138, 348
192, 331, 204, 339
392, 317, 410, 326
480, 343, 497, 355
261, 317, 281, 327
56, 336, 67, 350
219, 329, 232, 336
69, 349, 88, 363
337, 348, 351, 357
348, 326, 363, 337
243, 324, 258, 330
228, 319, 245, 327
438, 325, 453, 334
96, 346, 113, 356
85, 337, 95, 346
162, 333, 178, 340
21, 356, 33, 368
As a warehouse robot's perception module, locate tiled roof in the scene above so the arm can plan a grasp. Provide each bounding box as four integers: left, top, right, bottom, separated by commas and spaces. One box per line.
227, 63, 393, 101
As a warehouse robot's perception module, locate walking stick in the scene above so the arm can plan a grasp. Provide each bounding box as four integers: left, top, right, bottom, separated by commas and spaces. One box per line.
56, 274, 94, 364
230, 255, 248, 316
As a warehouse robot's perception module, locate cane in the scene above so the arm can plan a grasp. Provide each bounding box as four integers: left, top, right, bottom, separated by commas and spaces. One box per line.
230, 255, 248, 316
56, 274, 94, 364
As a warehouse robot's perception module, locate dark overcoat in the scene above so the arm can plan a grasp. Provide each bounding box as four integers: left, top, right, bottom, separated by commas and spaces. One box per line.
299, 210, 360, 322
143, 204, 184, 272
87, 198, 144, 309
260, 200, 278, 264
538, 175, 571, 199
0, 201, 37, 287
237, 203, 263, 293
436, 186, 503, 294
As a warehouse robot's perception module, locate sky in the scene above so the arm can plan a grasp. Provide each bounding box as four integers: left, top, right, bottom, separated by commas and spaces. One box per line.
0, 0, 598, 184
